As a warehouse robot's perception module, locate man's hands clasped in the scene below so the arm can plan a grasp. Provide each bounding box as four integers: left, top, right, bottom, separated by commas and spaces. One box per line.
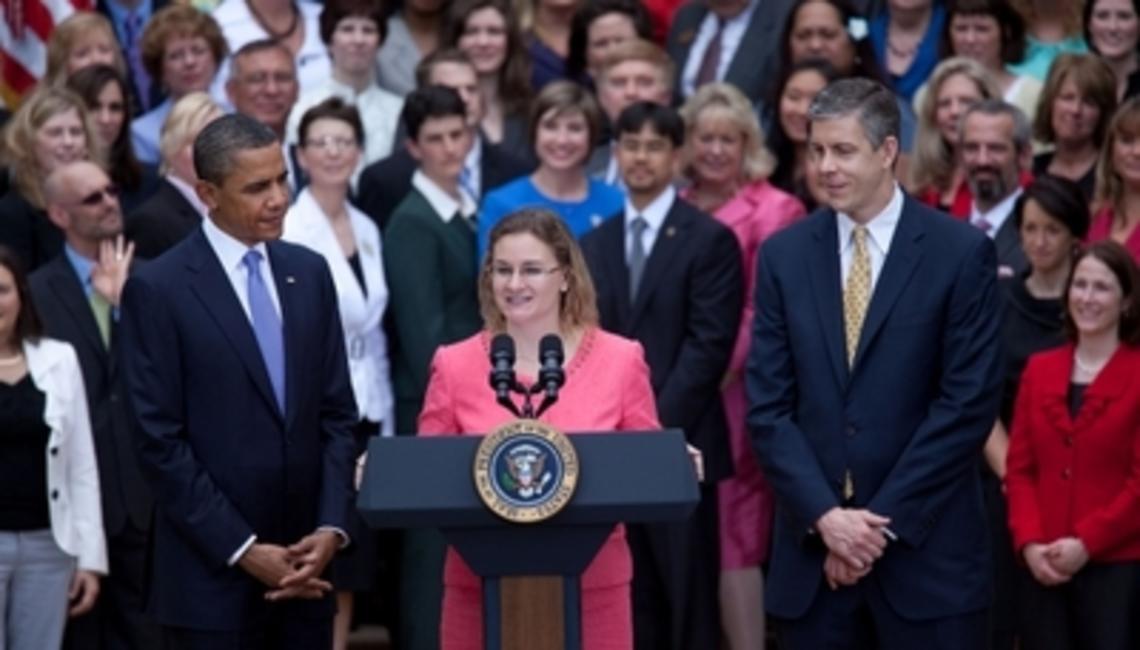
816, 507, 892, 590
238, 530, 341, 601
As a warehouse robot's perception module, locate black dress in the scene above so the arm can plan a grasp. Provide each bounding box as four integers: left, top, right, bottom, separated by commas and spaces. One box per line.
1032, 153, 1096, 204
985, 274, 1067, 650
0, 373, 52, 532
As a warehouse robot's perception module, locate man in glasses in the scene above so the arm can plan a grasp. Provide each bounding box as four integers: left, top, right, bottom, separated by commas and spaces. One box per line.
30, 160, 162, 648
227, 40, 304, 195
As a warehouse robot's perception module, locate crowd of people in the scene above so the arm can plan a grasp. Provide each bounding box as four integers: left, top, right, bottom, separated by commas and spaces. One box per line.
1, 0, 1139, 648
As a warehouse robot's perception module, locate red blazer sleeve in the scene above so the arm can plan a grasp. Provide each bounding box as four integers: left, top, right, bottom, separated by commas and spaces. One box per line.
1005, 357, 1044, 551
418, 346, 459, 437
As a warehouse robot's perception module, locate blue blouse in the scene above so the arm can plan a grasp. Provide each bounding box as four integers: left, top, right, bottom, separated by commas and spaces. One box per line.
869, 3, 946, 102
477, 176, 624, 260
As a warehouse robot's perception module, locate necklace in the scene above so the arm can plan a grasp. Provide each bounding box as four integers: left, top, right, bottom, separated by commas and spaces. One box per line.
1074, 352, 1108, 376
249, 1, 299, 41
887, 37, 919, 59
0, 353, 24, 367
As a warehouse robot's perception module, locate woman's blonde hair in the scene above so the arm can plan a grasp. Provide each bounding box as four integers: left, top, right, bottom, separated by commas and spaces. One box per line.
910, 57, 1001, 192
1095, 97, 1140, 215
679, 82, 776, 183
44, 11, 127, 86
478, 208, 598, 333
0, 87, 102, 209
159, 92, 223, 174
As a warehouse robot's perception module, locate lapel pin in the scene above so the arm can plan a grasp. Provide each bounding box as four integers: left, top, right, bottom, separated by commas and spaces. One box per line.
666, 226, 677, 238
286, 276, 296, 284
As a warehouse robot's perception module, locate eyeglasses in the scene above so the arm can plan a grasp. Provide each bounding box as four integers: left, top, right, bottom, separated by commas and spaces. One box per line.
304, 136, 359, 152
77, 185, 119, 207
491, 264, 562, 282
240, 71, 296, 88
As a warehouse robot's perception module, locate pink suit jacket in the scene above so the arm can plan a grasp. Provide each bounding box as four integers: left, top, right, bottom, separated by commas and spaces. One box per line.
418, 327, 661, 590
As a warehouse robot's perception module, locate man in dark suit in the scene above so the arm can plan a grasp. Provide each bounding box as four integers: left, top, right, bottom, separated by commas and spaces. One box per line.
747, 78, 1002, 649
119, 114, 358, 648
31, 161, 163, 650
960, 99, 1031, 278
355, 49, 531, 230
581, 102, 742, 650
665, 0, 797, 105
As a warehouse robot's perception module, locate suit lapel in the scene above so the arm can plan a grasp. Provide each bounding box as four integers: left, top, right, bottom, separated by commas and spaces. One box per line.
596, 216, 632, 329
268, 243, 302, 430
806, 213, 847, 388
852, 199, 925, 369
629, 202, 688, 328
185, 231, 282, 421
725, 5, 775, 86
45, 257, 109, 371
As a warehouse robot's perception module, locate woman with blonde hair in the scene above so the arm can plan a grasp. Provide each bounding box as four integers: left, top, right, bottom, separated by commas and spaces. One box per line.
911, 57, 1001, 214
125, 92, 224, 259
1032, 53, 1117, 200
678, 81, 804, 650
43, 12, 127, 88
0, 87, 101, 271
1089, 97, 1140, 261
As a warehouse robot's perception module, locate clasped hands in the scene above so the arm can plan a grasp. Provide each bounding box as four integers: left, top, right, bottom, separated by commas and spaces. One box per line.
816, 507, 892, 590
238, 530, 341, 601
1022, 537, 1089, 587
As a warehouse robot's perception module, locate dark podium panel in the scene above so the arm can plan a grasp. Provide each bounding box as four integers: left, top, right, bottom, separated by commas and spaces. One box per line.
358, 430, 699, 650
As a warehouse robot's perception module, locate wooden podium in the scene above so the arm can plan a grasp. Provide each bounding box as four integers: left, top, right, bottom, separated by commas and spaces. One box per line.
357, 430, 698, 650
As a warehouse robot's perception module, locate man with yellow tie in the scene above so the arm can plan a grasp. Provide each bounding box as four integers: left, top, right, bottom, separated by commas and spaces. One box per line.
746, 78, 1004, 649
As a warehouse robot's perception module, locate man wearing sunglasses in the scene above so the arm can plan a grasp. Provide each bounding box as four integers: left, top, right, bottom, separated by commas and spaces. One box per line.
30, 161, 162, 647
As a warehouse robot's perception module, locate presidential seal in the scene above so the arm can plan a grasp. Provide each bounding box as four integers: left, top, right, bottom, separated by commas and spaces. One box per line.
473, 419, 579, 523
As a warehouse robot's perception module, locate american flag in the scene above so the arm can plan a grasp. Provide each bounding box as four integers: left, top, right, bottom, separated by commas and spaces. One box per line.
0, 0, 92, 108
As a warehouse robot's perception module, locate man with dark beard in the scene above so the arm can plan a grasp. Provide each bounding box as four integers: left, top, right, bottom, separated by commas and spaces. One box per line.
960, 100, 1032, 277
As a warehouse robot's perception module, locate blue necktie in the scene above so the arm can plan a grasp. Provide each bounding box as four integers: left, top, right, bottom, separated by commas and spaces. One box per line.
242, 250, 285, 412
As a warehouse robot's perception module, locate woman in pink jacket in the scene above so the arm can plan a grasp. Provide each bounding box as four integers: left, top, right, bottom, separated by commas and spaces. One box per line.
679, 81, 807, 650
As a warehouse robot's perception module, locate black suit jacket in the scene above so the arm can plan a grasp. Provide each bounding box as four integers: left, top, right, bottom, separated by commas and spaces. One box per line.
125, 178, 202, 260
120, 229, 358, 630
993, 210, 1028, 277
30, 255, 153, 537
581, 196, 743, 481
354, 138, 533, 230
0, 190, 63, 272
665, 0, 797, 105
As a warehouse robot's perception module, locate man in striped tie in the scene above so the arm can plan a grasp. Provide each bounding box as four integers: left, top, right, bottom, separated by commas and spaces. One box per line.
119, 113, 358, 649
747, 78, 1003, 649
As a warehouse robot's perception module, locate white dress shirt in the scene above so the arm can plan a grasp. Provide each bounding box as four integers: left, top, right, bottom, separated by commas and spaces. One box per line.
624, 185, 676, 262
680, 0, 760, 97
412, 169, 477, 223
969, 187, 1022, 239
201, 216, 282, 321
837, 184, 905, 291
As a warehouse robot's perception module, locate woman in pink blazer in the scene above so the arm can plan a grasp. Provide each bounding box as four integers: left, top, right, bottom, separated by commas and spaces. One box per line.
679, 82, 806, 649
419, 209, 669, 650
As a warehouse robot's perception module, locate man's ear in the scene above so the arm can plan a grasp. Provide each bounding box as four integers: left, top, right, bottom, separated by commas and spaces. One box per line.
881, 135, 901, 171
195, 179, 219, 215
405, 137, 422, 162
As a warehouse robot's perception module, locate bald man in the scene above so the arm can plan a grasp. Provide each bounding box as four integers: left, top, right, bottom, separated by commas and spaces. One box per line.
31, 162, 163, 649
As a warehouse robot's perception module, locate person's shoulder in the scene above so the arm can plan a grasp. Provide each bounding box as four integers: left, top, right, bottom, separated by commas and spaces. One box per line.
486, 176, 533, 200
24, 336, 80, 374
1022, 343, 1073, 379
588, 328, 644, 361
903, 196, 989, 250
433, 332, 488, 369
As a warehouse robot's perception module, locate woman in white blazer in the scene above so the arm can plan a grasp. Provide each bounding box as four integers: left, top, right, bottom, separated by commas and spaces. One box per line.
0, 246, 106, 650
283, 97, 393, 650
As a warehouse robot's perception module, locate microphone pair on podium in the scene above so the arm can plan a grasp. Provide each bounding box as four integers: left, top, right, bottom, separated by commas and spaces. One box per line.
489, 334, 565, 419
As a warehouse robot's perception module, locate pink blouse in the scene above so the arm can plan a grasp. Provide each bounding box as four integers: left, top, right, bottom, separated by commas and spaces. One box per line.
418, 327, 661, 590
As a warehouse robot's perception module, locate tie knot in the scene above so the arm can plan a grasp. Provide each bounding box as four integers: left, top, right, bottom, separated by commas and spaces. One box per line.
243, 249, 264, 271
630, 216, 648, 235
852, 224, 868, 245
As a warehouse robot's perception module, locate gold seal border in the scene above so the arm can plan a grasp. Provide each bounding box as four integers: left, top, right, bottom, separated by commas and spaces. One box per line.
473, 419, 580, 524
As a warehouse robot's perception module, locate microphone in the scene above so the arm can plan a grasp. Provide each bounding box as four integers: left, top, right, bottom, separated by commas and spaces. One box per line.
537, 334, 565, 401
489, 334, 518, 409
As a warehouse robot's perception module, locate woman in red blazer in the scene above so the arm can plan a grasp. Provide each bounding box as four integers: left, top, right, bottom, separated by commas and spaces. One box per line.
1006, 240, 1140, 650
419, 209, 699, 650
